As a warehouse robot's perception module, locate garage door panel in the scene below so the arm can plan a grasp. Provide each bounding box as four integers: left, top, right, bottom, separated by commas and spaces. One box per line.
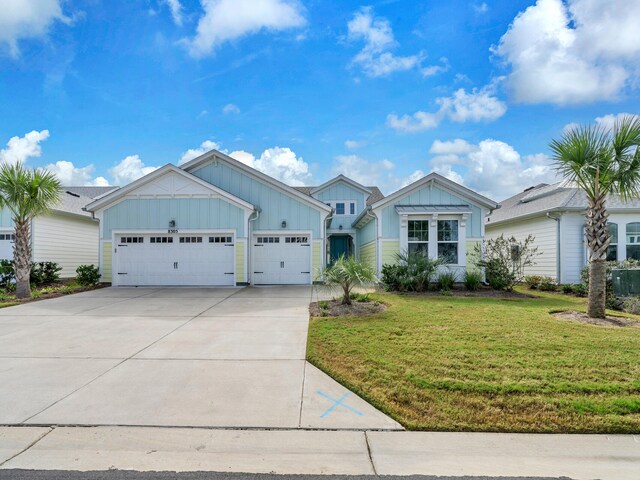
252, 234, 311, 285
115, 233, 235, 286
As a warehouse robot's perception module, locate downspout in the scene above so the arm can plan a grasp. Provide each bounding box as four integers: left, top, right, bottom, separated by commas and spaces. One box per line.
247, 207, 261, 285
547, 212, 561, 282
322, 208, 335, 277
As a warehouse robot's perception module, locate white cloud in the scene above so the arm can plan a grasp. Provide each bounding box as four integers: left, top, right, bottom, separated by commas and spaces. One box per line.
387, 85, 507, 133
229, 147, 311, 186
179, 140, 220, 165
493, 0, 640, 105
44, 160, 110, 186
109, 155, 159, 186
347, 7, 425, 77
0, 0, 70, 57
185, 0, 306, 58
595, 113, 640, 131
0, 130, 50, 165
344, 139, 365, 150
163, 0, 184, 26
331, 155, 424, 194
474, 2, 489, 14
428, 138, 557, 200
222, 103, 240, 114
421, 58, 450, 78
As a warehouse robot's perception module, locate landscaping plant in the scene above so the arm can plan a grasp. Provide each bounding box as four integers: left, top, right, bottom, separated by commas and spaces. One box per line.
537, 276, 557, 292
463, 270, 482, 291
524, 275, 543, 289
381, 251, 443, 292
472, 234, 539, 291
436, 270, 456, 291
76, 264, 101, 286
30, 262, 62, 286
322, 255, 377, 305
0, 164, 61, 299
550, 116, 640, 318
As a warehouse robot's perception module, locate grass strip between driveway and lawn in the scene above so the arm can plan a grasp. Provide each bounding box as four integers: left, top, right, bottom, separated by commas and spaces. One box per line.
306, 289, 640, 433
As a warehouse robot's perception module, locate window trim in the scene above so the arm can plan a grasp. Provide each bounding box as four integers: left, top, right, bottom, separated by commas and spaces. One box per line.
325, 200, 357, 216
437, 219, 459, 264
626, 222, 640, 260
400, 214, 466, 266
407, 219, 429, 255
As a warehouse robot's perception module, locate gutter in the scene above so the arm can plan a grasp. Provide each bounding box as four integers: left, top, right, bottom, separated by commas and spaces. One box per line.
546, 212, 562, 282
247, 207, 261, 285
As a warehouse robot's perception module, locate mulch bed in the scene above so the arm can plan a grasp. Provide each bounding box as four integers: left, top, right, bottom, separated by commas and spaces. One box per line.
1, 282, 107, 306
553, 310, 640, 328
309, 299, 387, 317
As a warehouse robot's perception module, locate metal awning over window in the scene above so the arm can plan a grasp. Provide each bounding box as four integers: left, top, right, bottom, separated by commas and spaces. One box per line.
395, 204, 472, 214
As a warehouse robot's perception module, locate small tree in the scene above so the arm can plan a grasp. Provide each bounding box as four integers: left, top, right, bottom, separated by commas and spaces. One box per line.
323, 255, 377, 305
0, 164, 60, 298
473, 234, 540, 290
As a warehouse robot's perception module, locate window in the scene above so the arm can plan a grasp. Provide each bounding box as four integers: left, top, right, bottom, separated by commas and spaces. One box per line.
179, 236, 203, 243
408, 220, 429, 255
285, 236, 308, 243
209, 236, 233, 243
350, 203, 355, 215
335, 203, 345, 215
327, 201, 356, 216
607, 223, 618, 261
149, 236, 173, 244
437, 220, 459, 264
0, 234, 15, 241
626, 222, 640, 260
256, 236, 280, 244
120, 236, 144, 244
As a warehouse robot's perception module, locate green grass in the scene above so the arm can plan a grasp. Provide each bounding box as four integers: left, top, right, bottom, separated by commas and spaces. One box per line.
306, 289, 640, 433
0, 280, 92, 309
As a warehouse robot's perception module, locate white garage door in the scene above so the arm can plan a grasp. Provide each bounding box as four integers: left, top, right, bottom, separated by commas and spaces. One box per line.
0, 232, 14, 261
252, 234, 311, 285
115, 233, 235, 286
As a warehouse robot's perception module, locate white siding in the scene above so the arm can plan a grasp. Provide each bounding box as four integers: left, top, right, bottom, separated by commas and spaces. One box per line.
486, 215, 558, 279
560, 213, 585, 283
32, 213, 100, 278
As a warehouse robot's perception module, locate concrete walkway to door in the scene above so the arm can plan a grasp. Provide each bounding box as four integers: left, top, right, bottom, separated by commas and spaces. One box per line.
0, 286, 400, 430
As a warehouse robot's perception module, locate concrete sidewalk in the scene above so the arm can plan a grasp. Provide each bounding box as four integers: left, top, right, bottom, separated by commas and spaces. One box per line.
1, 427, 638, 479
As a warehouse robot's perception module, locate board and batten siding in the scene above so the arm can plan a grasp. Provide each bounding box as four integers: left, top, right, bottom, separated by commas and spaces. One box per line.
486, 215, 558, 279
379, 184, 483, 239
32, 213, 99, 278
101, 198, 246, 239
314, 181, 367, 230
0, 208, 14, 228
190, 162, 322, 237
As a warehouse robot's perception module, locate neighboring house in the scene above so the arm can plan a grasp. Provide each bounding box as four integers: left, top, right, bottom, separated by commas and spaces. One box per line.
86, 150, 497, 286
485, 181, 640, 284
0, 186, 117, 277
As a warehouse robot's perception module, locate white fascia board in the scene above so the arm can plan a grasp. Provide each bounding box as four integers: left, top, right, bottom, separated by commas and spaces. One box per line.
181, 149, 332, 213
86, 164, 255, 214
371, 172, 498, 210
310, 174, 372, 196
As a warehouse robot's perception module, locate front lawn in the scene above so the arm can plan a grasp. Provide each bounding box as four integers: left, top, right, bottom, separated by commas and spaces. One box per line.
0, 280, 103, 308
307, 289, 640, 433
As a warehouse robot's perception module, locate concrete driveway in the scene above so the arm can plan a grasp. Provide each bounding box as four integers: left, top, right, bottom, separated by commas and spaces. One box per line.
0, 286, 400, 430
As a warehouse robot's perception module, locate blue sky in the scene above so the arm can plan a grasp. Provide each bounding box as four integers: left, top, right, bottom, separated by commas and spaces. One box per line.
0, 0, 638, 200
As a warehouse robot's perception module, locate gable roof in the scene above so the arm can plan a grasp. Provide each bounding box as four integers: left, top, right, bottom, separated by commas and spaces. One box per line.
487, 182, 640, 225
294, 185, 384, 206
85, 164, 254, 213
180, 149, 332, 213
370, 172, 498, 210
310, 174, 372, 196
51, 186, 118, 219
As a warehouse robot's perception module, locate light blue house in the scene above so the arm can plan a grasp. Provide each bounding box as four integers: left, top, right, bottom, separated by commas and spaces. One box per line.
86, 150, 497, 286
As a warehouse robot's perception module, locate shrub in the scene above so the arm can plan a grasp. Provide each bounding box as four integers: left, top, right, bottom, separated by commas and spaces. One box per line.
463, 270, 482, 291
0, 259, 14, 286
572, 283, 588, 297
538, 276, 557, 292
322, 255, 377, 305
437, 270, 457, 291
472, 234, 540, 291
524, 275, 543, 289
318, 300, 329, 310
31, 290, 41, 299
381, 252, 443, 292
75, 264, 100, 286
622, 296, 640, 315
30, 262, 61, 286
349, 292, 371, 302
581, 259, 640, 309
561, 284, 574, 294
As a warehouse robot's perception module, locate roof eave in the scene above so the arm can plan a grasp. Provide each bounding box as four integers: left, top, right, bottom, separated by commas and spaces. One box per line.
310, 174, 372, 196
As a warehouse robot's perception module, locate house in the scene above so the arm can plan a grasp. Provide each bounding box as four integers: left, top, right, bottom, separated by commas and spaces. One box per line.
485, 181, 640, 284
86, 149, 497, 286
0, 186, 117, 277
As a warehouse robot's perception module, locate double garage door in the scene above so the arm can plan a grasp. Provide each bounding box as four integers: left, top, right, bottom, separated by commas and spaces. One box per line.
115, 233, 235, 286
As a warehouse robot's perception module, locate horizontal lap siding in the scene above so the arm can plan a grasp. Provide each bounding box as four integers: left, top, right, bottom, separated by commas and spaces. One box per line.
32, 214, 99, 278
486, 216, 558, 279
236, 240, 245, 283
102, 242, 112, 283
313, 241, 322, 280
466, 240, 482, 271
359, 241, 376, 270
560, 213, 585, 284
382, 241, 400, 266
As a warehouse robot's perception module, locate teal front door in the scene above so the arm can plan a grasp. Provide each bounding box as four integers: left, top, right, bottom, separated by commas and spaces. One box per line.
330, 236, 350, 263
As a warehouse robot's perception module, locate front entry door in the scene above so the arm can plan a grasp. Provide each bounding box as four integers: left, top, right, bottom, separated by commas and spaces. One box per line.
330, 236, 350, 263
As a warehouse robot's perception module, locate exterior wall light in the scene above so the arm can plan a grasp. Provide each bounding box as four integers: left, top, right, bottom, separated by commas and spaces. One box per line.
169, 220, 176, 228
281, 220, 287, 228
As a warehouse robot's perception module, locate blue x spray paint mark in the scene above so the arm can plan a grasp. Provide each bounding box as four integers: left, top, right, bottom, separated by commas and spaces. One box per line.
316, 390, 364, 418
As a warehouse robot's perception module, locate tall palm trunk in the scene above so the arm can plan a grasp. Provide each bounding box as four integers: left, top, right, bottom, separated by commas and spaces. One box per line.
13, 219, 31, 299
585, 194, 609, 318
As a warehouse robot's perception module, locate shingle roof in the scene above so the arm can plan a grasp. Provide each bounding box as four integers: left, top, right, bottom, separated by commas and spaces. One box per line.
55, 186, 119, 218
486, 182, 640, 225
293, 186, 384, 206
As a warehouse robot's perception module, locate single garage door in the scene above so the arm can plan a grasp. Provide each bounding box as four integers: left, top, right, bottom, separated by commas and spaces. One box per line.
252, 234, 311, 284
115, 233, 235, 286
0, 232, 14, 261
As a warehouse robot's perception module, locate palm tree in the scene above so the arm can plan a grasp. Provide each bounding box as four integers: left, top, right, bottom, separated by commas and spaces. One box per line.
322, 255, 377, 305
0, 164, 61, 299
550, 116, 640, 318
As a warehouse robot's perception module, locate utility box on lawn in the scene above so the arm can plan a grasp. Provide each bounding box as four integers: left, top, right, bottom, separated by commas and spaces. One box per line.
611, 269, 640, 296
